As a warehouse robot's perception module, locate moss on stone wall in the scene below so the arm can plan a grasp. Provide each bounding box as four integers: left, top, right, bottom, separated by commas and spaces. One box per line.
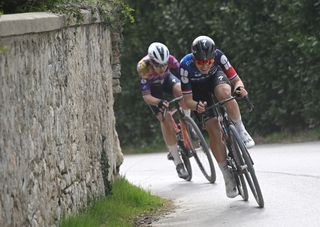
101, 135, 112, 196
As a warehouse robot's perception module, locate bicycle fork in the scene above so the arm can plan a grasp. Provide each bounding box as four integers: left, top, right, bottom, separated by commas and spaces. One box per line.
175, 121, 193, 158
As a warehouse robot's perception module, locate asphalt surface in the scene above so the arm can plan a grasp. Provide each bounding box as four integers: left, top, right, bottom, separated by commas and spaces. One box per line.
120, 141, 320, 227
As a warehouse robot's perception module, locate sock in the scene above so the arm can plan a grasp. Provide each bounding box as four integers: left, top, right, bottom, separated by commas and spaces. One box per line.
233, 117, 246, 133
218, 160, 230, 179
183, 109, 191, 117
168, 144, 181, 166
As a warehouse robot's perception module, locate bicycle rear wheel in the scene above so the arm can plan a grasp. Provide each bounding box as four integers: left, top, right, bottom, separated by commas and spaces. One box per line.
229, 125, 264, 207
183, 115, 216, 183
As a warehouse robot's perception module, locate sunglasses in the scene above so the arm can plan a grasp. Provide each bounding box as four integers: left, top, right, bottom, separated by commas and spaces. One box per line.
151, 59, 168, 68
195, 59, 214, 66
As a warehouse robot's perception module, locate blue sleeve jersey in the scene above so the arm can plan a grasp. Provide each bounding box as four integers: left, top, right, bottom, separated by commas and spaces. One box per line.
179, 49, 239, 95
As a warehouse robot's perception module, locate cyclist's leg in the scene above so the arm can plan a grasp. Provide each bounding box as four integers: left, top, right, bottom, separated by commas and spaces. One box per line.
202, 116, 238, 198
192, 80, 227, 162
204, 118, 226, 162
160, 74, 189, 179
201, 73, 238, 198
213, 70, 255, 149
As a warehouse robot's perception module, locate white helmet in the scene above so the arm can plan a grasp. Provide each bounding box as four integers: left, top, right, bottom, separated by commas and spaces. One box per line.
148, 42, 170, 65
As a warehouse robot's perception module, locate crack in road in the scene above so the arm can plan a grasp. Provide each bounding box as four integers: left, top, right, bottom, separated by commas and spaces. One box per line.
259, 170, 320, 179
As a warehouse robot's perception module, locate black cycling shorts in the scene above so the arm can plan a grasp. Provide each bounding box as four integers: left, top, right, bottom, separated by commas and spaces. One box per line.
191, 68, 230, 122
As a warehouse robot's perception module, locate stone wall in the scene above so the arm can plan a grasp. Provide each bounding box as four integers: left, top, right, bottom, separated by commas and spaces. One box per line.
0, 11, 123, 227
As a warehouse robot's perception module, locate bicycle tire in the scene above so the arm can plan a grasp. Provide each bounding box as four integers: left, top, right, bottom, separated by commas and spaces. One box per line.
227, 156, 248, 201
238, 173, 248, 201
229, 125, 264, 207
179, 145, 192, 181
183, 115, 216, 183
226, 135, 248, 201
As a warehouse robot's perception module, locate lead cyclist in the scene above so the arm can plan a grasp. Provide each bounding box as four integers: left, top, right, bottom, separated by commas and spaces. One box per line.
179, 35, 255, 198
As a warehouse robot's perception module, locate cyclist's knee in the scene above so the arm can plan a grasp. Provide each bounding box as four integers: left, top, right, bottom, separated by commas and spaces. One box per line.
157, 112, 172, 124
214, 84, 232, 100
156, 113, 165, 122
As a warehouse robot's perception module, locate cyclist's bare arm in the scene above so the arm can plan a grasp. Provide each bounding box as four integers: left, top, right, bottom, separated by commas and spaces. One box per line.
143, 94, 168, 113
183, 93, 206, 113
231, 76, 248, 97
143, 93, 162, 106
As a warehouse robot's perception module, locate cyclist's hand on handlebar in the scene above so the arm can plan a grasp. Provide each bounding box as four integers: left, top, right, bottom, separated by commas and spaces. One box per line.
195, 101, 207, 113
158, 99, 169, 112
234, 86, 248, 97
234, 87, 254, 112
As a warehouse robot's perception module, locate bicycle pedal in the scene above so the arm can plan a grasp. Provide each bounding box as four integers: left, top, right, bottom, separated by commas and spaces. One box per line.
237, 164, 247, 174
240, 164, 247, 170
186, 150, 193, 158
167, 153, 174, 161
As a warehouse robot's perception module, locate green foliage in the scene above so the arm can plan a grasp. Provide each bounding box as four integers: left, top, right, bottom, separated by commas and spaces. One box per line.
98, 0, 134, 29
255, 127, 320, 144
1, 0, 64, 13
116, 0, 320, 148
0, 0, 134, 28
60, 177, 165, 227
0, 46, 5, 54
100, 136, 111, 196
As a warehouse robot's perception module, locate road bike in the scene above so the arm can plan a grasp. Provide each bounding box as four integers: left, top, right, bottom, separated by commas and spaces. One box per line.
205, 95, 264, 207
165, 96, 216, 183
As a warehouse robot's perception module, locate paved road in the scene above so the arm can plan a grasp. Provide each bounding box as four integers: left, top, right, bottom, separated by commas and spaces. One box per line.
120, 141, 320, 227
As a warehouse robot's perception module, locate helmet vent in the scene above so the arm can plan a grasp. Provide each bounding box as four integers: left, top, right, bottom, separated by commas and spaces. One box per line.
148, 42, 170, 64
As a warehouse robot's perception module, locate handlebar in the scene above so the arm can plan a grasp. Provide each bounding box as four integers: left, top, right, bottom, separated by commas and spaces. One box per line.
243, 95, 254, 112
162, 94, 254, 118
162, 96, 183, 117
206, 95, 254, 112
168, 96, 183, 105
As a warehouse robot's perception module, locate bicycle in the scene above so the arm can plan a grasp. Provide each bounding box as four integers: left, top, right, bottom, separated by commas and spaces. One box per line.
164, 96, 216, 183
205, 95, 264, 207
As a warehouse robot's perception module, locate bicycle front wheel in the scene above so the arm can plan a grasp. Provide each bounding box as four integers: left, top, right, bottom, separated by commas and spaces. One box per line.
178, 143, 192, 181
227, 155, 248, 201
229, 125, 264, 207
183, 115, 216, 183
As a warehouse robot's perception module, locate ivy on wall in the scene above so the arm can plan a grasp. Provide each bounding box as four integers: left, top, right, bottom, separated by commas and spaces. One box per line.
0, 0, 134, 28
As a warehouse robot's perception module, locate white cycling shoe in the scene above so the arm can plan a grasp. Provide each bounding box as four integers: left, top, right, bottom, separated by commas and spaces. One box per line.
224, 169, 239, 198
240, 130, 255, 149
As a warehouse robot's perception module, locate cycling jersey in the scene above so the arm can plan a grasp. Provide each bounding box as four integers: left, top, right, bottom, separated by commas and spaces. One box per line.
137, 55, 180, 95
179, 49, 238, 95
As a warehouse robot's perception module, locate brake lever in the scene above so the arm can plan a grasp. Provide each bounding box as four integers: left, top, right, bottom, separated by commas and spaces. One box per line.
244, 95, 254, 112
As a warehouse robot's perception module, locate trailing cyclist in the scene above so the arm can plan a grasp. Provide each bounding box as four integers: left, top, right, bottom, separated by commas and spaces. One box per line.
137, 42, 189, 180
179, 35, 255, 198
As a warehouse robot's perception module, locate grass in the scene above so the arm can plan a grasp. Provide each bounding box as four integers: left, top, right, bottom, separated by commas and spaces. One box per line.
122, 142, 166, 154
254, 128, 320, 145
60, 177, 167, 227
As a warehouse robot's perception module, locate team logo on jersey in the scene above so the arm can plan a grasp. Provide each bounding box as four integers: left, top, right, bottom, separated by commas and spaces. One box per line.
220, 55, 231, 70
218, 75, 224, 81
180, 68, 189, 84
